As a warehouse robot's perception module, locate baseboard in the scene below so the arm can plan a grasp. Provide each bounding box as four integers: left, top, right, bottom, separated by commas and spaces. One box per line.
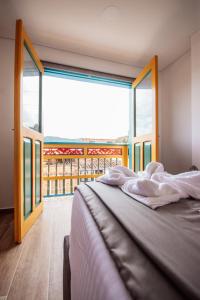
0, 207, 14, 214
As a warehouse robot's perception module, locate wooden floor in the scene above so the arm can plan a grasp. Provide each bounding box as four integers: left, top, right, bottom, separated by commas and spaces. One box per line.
0, 197, 73, 300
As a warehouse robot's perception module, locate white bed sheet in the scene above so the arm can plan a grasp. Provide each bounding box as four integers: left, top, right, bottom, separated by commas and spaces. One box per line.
69, 190, 131, 300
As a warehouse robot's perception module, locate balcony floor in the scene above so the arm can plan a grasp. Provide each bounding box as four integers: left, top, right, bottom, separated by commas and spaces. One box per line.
0, 196, 73, 300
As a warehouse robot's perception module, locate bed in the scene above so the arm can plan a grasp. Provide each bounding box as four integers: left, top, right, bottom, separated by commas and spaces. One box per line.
64, 181, 200, 300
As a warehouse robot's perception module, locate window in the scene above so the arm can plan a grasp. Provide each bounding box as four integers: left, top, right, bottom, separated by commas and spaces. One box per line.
43, 70, 131, 143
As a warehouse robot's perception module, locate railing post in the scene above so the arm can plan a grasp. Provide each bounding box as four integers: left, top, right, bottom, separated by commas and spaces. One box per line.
55, 160, 58, 195
122, 145, 128, 167
70, 159, 73, 194
47, 160, 50, 196
63, 159, 65, 194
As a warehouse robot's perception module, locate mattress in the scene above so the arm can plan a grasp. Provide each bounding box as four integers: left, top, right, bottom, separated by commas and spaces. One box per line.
68, 182, 200, 300
69, 189, 131, 300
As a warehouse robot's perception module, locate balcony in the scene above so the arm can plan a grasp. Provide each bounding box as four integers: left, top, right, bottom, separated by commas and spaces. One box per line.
43, 142, 128, 197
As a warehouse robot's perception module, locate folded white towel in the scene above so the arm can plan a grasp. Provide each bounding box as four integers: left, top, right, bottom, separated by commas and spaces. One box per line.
108, 165, 136, 177
97, 162, 200, 209
122, 187, 180, 209
151, 171, 200, 200
98, 165, 137, 186
124, 179, 177, 197
138, 161, 165, 179
121, 178, 181, 209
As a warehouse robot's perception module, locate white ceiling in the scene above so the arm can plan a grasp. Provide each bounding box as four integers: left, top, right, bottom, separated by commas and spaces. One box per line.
0, 0, 200, 70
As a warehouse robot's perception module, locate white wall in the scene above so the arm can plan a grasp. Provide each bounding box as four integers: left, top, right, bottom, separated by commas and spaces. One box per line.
0, 38, 15, 208
159, 52, 192, 173
191, 31, 200, 169
35, 44, 141, 78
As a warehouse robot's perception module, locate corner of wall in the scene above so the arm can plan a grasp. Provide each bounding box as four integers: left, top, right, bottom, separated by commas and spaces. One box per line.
0, 38, 15, 208
159, 52, 192, 173
191, 30, 200, 169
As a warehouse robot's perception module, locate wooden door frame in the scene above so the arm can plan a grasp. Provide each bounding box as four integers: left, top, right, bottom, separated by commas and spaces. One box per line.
132, 56, 158, 171
14, 19, 44, 242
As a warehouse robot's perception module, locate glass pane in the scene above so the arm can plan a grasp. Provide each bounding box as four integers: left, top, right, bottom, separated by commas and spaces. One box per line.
43, 75, 130, 142
23, 138, 32, 218
35, 141, 41, 205
144, 142, 152, 168
135, 71, 152, 136
134, 143, 140, 172
23, 44, 41, 131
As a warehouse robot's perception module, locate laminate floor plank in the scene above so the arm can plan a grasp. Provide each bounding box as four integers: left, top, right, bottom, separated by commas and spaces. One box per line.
7, 203, 55, 300
0, 212, 13, 239
48, 198, 72, 300
0, 214, 24, 297
0, 197, 72, 300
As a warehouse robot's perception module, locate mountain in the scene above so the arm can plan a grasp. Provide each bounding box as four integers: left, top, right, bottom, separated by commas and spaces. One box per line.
44, 136, 128, 144
44, 136, 82, 143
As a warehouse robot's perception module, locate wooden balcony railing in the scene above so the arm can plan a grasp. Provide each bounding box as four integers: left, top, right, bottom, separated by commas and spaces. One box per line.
43, 143, 128, 197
